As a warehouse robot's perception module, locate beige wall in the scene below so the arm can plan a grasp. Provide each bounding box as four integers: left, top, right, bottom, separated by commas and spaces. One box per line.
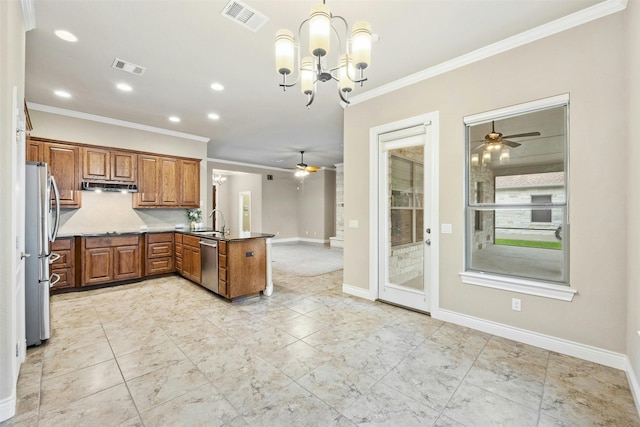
626, 0, 640, 392
262, 174, 300, 239
344, 12, 628, 352
0, 0, 25, 419
28, 110, 208, 234
298, 170, 336, 241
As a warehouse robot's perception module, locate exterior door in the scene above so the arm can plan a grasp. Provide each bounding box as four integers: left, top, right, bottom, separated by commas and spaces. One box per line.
378, 123, 434, 313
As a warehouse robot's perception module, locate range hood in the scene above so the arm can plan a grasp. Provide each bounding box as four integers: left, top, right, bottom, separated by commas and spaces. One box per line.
82, 181, 138, 193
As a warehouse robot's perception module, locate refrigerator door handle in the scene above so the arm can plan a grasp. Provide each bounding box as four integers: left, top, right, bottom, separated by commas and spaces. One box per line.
49, 176, 61, 242
49, 273, 61, 288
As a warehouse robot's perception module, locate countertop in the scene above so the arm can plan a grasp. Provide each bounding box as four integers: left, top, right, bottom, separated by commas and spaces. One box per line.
57, 228, 275, 241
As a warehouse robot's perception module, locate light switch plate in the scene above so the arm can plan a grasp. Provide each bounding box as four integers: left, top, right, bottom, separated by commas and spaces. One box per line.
441, 224, 452, 234
348, 220, 359, 229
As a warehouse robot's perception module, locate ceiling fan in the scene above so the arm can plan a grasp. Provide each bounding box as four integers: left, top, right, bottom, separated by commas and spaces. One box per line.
294, 151, 320, 176
473, 120, 541, 152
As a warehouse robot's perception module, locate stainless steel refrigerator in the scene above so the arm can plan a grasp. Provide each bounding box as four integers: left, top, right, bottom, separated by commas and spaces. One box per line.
25, 162, 60, 346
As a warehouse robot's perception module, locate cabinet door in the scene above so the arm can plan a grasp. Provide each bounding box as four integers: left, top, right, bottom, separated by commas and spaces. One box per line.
82, 147, 110, 181
44, 143, 81, 208
228, 240, 266, 299
180, 159, 200, 207
113, 245, 141, 280
111, 151, 136, 182
135, 155, 161, 206
26, 139, 43, 162
161, 157, 179, 206
191, 245, 201, 284
83, 247, 113, 285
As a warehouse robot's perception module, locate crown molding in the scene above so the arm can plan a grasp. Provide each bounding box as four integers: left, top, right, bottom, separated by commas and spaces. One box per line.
349, 0, 628, 106
27, 103, 210, 143
20, 0, 36, 31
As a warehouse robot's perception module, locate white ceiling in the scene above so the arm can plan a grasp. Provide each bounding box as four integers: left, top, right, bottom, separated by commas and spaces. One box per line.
25, 0, 605, 170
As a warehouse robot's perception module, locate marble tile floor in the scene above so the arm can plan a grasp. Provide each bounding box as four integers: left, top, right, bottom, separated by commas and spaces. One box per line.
3, 270, 639, 427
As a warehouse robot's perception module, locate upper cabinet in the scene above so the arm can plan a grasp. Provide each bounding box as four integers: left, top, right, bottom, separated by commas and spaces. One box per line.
133, 156, 199, 208
82, 147, 137, 183
26, 136, 199, 210
27, 137, 82, 209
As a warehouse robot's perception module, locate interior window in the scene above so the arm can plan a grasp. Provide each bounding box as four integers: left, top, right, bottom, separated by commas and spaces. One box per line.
465, 104, 569, 285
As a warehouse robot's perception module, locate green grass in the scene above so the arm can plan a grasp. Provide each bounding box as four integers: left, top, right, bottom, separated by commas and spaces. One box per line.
495, 239, 562, 250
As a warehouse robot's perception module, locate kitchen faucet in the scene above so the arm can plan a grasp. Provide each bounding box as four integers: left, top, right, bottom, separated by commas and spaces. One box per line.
208, 209, 226, 234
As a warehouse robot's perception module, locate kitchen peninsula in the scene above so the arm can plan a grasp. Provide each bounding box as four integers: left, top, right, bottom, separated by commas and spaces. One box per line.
54, 229, 275, 300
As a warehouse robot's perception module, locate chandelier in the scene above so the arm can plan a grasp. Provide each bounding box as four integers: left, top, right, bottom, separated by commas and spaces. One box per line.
275, 0, 372, 107
212, 174, 227, 186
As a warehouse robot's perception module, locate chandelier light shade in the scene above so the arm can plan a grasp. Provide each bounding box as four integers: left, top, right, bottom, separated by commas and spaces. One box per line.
275, 0, 372, 107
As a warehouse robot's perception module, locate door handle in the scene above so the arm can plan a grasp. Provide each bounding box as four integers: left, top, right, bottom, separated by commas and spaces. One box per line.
425, 239, 431, 246
21, 252, 31, 259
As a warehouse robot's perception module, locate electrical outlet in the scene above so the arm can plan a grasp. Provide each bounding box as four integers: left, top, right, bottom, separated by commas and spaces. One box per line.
511, 298, 521, 312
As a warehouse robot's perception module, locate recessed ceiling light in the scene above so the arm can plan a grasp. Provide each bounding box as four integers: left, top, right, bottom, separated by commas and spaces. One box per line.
210, 83, 224, 91
169, 116, 180, 123
54, 90, 71, 98
54, 30, 78, 42
116, 83, 132, 92
208, 113, 220, 120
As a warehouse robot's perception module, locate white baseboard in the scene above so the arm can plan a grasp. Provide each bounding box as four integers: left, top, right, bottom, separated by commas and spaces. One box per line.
434, 308, 628, 370
342, 282, 375, 301
0, 393, 16, 423
271, 237, 329, 245
625, 357, 640, 416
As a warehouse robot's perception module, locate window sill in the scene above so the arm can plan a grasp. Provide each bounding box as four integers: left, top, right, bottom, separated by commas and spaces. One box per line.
459, 271, 576, 301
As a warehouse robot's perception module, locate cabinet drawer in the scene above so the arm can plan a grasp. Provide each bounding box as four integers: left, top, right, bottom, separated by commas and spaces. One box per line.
175, 233, 183, 243
148, 242, 172, 258
175, 257, 182, 272
218, 240, 227, 255
147, 257, 174, 275
182, 234, 200, 247
85, 235, 139, 248
219, 280, 227, 297
51, 238, 72, 251
219, 267, 227, 282
219, 254, 227, 269
175, 242, 183, 255
52, 249, 72, 268
148, 232, 174, 243
51, 268, 74, 290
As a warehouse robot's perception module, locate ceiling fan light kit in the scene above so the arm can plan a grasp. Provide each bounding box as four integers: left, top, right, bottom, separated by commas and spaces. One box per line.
275, 0, 372, 107
472, 120, 541, 165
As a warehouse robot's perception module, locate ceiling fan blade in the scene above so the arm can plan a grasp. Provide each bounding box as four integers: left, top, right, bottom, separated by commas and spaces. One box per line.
472, 143, 486, 152
501, 131, 540, 139
306, 166, 321, 172
502, 139, 521, 148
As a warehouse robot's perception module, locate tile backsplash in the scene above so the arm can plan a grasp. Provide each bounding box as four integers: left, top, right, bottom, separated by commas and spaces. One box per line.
58, 191, 193, 235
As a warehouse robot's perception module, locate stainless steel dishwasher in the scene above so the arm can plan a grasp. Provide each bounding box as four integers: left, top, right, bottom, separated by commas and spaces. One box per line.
200, 239, 219, 293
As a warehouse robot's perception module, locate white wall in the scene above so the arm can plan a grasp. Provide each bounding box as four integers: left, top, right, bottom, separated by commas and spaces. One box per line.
0, 1, 25, 421
344, 11, 628, 354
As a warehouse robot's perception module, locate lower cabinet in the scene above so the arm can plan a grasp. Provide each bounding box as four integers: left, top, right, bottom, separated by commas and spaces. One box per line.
181, 234, 201, 284
51, 237, 75, 290
146, 232, 174, 276
218, 239, 266, 299
81, 235, 141, 286
175, 233, 183, 274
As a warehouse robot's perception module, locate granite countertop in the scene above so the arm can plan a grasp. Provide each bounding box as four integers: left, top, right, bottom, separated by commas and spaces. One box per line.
57, 228, 275, 241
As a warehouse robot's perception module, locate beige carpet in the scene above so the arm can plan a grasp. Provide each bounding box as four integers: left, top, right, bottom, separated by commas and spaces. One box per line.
271, 243, 343, 276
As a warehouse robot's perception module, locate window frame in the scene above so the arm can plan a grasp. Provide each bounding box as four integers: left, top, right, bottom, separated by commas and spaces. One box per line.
460, 94, 576, 302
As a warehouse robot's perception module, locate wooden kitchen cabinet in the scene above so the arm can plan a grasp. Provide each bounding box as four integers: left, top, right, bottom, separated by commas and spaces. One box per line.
26, 139, 43, 162
180, 234, 201, 284
82, 147, 137, 182
146, 232, 174, 276
41, 140, 82, 208
179, 159, 200, 208
81, 235, 141, 286
133, 156, 199, 208
174, 233, 183, 274
50, 237, 75, 291
218, 239, 266, 299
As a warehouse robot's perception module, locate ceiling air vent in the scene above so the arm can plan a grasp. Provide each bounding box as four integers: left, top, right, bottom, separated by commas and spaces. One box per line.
220, 0, 268, 32
111, 58, 146, 76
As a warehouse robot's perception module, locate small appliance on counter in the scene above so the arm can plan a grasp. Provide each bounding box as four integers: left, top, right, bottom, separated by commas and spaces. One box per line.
25, 162, 60, 346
